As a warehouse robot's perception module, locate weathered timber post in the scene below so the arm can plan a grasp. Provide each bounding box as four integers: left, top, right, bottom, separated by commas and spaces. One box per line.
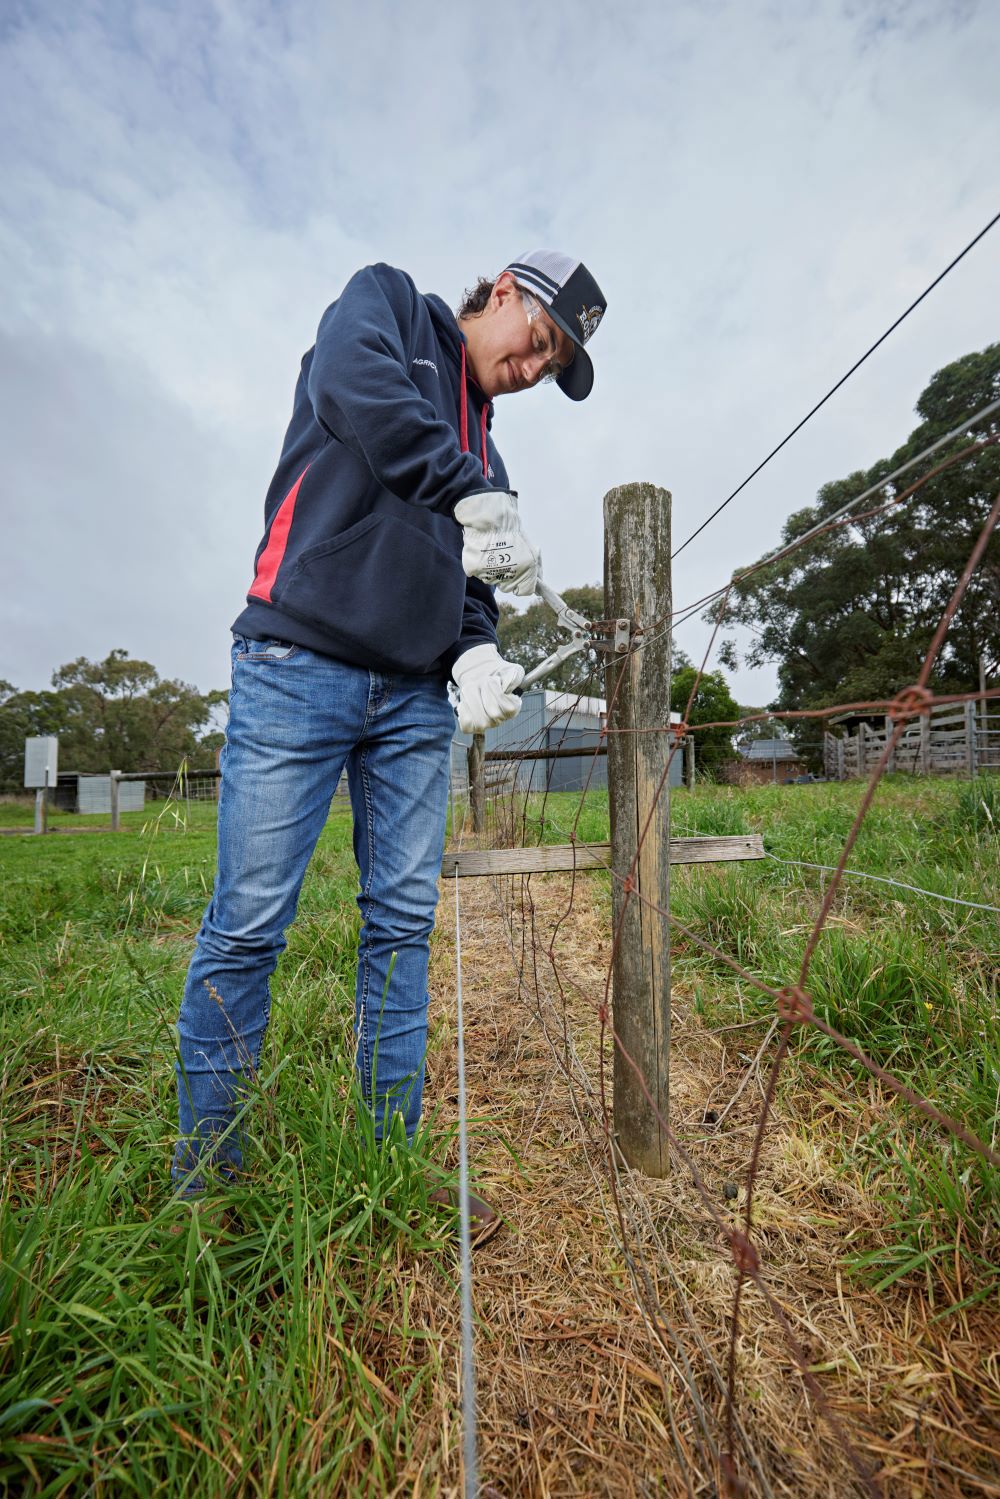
965, 699, 977, 776
468, 733, 485, 835
604, 482, 671, 1177
110, 769, 121, 832
884, 715, 896, 773
448, 745, 457, 835
919, 712, 931, 775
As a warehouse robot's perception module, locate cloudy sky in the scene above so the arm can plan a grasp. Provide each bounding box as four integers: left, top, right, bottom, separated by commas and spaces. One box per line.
2, 0, 998, 708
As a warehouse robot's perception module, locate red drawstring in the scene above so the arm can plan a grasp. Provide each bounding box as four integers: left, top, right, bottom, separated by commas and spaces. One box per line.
459, 342, 470, 457
459, 341, 489, 479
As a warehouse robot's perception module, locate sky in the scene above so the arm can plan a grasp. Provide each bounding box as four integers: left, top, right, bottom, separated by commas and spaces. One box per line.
2, 0, 998, 711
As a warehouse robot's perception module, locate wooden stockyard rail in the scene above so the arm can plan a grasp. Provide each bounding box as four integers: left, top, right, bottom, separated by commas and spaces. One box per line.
824, 702, 1000, 779
444, 834, 763, 878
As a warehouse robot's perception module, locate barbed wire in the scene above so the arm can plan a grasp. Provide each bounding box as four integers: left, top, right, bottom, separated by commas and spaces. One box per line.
590, 685, 1000, 745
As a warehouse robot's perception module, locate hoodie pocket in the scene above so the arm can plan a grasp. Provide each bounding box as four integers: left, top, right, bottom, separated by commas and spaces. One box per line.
276, 513, 466, 672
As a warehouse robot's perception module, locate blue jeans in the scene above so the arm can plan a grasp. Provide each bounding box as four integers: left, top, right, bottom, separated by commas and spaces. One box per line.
172, 634, 456, 1191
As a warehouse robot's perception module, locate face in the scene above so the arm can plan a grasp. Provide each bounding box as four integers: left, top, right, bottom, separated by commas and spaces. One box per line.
464, 273, 576, 398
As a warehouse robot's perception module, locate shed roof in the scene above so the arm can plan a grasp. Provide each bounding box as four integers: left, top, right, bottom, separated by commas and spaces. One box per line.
746, 738, 800, 762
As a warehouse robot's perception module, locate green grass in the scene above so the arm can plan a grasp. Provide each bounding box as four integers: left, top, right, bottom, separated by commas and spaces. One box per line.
0, 794, 156, 832
3, 777, 998, 1492
519, 775, 1000, 1308
0, 800, 466, 1495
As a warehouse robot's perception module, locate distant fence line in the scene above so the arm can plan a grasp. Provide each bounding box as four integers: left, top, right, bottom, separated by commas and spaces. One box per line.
38, 746, 472, 822
823, 701, 1000, 779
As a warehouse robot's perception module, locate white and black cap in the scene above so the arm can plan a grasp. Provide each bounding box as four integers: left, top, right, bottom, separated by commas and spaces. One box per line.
504, 250, 607, 401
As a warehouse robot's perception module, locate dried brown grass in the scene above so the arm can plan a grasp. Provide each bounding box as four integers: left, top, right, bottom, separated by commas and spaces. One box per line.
399, 863, 1000, 1498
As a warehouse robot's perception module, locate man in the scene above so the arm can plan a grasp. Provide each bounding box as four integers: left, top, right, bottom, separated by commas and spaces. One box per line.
172, 250, 607, 1227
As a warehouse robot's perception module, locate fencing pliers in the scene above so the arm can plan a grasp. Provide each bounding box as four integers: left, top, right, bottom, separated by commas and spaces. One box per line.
518, 580, 638, 691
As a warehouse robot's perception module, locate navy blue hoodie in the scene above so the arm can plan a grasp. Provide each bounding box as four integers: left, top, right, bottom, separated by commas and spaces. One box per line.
233, 263, 510, 675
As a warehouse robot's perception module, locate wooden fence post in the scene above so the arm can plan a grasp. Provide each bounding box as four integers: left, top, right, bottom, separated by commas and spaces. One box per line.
965, 699, 977, 776
110, 770, 121, 832
604, 482, 671, 1177
884, 715, 896, 773
919, 712, 931, 775
468, 733, 485, 834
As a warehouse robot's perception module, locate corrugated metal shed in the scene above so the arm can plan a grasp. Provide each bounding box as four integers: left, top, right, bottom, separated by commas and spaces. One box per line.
454, 691, 685, 793
746, 739, 799, 763
76, 776, 146, 814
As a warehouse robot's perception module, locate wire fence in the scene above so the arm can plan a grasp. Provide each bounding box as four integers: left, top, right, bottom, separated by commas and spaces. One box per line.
25, 406, 995, 1490
450, 441, 999, 1493
668, 207, 1000, 562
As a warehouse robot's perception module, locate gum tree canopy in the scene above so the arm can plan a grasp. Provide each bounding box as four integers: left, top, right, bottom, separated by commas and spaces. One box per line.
0, 649, 226, 789
716, 344, 1000, 713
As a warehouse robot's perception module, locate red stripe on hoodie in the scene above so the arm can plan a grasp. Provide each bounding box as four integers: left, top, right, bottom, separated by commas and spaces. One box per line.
248, 464, 310, 602
459, 342, 489, 478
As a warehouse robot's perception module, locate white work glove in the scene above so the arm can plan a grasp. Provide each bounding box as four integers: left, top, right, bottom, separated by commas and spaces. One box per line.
453, 490, 540, 597
451, 645, 525, 735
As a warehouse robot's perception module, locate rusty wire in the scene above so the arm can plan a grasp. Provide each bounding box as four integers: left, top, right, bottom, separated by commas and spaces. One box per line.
462, 463, 999, 1494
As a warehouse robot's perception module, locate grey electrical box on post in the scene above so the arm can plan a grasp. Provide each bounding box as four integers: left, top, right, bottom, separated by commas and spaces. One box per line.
24, 736, 59, 788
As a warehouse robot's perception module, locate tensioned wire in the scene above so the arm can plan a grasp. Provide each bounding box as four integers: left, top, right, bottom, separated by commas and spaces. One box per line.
670, 206, 1000, 562
662, 395, 1000, 641
764, 850, 1000, 914
487, 795, 1000, 915
452, 863, 479, 1499
468, 487, 1000, 1486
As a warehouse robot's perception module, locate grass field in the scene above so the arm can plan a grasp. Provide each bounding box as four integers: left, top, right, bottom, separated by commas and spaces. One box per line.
1, 796, 463, 1494
1, 775, 997, 1493
520, 775, 1000, 1307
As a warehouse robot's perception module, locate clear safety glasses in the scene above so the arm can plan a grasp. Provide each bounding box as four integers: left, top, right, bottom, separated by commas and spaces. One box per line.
519, 290, 575, 383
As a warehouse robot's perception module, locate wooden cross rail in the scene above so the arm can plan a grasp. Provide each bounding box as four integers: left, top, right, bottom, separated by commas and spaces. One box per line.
484, 743, 605, 762
443, 834, 763, 878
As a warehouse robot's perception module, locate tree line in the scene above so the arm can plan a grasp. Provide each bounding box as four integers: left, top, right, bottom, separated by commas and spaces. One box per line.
715, 343, 999, 749
0, 650, 226, 792
498, 345, 998, 776
6, 346, 992, 790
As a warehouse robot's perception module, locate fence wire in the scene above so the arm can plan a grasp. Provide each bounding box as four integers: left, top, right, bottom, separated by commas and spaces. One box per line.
669, 206, 1000, 562
454, 451, 999, 1494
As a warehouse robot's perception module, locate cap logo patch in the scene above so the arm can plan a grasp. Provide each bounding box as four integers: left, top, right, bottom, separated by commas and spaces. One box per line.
577, 304, 604, 341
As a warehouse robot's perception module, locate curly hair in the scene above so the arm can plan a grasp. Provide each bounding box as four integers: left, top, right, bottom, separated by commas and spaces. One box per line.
455, 274, 498, 319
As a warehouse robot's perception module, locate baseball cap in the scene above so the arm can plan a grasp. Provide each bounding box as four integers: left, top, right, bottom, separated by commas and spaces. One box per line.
503, 250, 607, 401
